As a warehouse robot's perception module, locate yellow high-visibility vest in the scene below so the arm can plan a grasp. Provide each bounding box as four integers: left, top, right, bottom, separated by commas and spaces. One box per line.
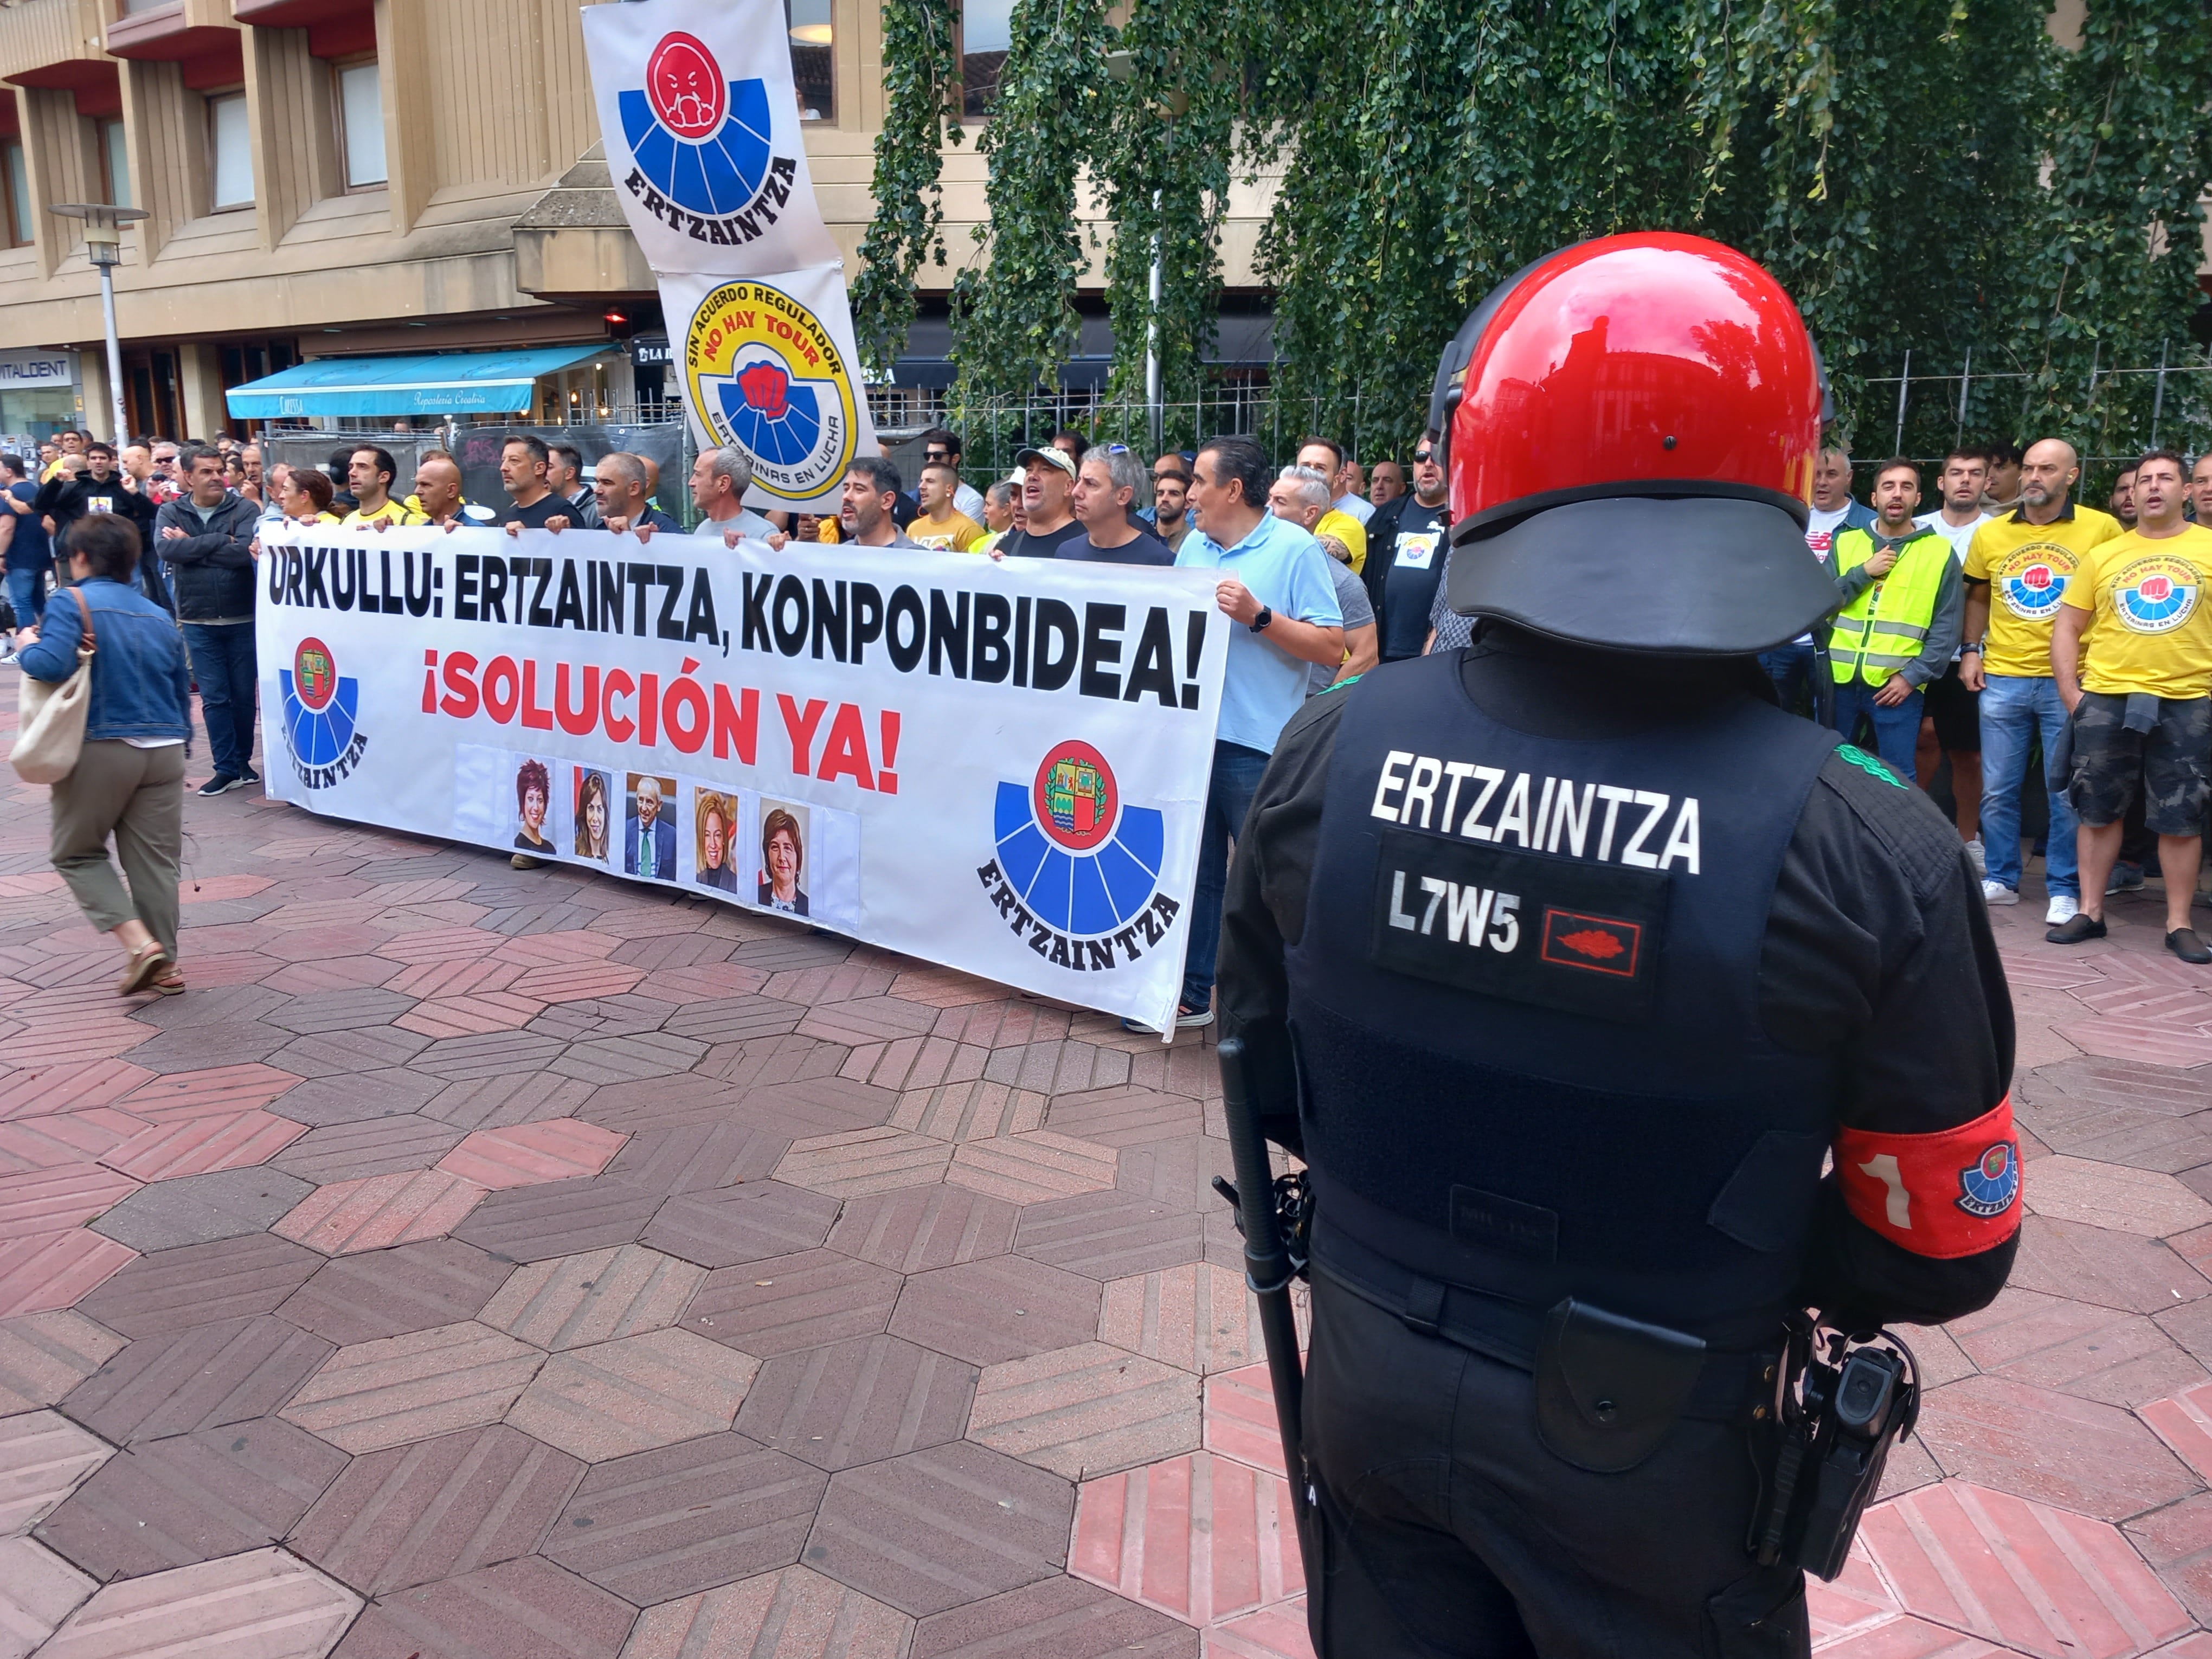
1829, 526, 1949, 686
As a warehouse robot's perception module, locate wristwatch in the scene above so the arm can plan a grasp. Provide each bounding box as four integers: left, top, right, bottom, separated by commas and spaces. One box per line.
1249, 606, 1274, 633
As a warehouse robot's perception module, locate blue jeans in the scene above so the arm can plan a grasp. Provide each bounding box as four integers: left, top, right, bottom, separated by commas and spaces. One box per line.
1829, 679, 1925, 781
1979, 673, 2079, 899
1759, 641, 1818, 718
1181, 740, 1274, 1011
180, 621, 259, 781
6, 565, 45, 633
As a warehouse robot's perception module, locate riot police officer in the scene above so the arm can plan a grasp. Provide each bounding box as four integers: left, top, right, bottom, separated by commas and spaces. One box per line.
1217, 234, 2018, 1657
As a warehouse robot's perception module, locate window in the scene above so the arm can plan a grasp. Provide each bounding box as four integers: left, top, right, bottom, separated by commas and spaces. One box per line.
100, 118, 130, 208
961, 0, 1013, 116
787, 0, 832, 121
335, 60, 385, 188
208, 91, 252, 210
2, 140, 29, 247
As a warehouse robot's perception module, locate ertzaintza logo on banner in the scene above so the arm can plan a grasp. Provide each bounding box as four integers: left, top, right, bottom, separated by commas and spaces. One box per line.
618, 32, 799, 249
280, 636, 368, 788
975, 741, 1183, 973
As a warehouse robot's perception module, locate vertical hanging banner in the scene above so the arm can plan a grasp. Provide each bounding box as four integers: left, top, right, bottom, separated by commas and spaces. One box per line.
582, 0, 878, 511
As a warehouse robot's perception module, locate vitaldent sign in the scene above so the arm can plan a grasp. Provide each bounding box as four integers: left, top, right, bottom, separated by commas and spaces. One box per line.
0, 349, 78, 388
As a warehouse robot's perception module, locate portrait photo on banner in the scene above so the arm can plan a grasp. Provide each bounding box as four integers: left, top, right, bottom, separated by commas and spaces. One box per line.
574, 767, 615, 864
691, 786, 742, 895
625, 771, 681, 881
511, 755, 565, 859
748, 793, 860, 931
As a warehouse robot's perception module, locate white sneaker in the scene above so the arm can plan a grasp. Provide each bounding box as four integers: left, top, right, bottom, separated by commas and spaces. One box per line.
1981, 879, 2019, 906
1963, 838, 1985, 876
2045, 894, 2080, 927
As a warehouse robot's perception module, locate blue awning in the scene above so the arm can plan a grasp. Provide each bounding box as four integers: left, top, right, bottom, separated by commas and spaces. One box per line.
226, 345, 609, 419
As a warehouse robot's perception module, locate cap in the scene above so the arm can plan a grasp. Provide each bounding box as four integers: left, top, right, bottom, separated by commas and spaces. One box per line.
1014, 446, 1078, 481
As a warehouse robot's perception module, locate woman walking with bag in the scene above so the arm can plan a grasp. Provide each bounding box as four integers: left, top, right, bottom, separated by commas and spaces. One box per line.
13, 516, 192, 994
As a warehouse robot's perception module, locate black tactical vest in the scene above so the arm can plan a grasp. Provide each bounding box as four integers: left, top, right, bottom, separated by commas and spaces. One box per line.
1285, 652, 1846, 1352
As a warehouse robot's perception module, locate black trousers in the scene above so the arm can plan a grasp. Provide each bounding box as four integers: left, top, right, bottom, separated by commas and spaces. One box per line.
1302, 1270, 1808, 1658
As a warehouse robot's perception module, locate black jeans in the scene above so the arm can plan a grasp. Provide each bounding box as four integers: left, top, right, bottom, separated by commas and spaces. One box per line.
1302, 1270, 1807, 1657
180, 621, 259, 780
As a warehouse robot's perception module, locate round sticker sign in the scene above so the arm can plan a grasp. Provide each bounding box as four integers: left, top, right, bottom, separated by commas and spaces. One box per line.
684, 279, 859, 503
1032, 741, 1119, 853
294, 638, 337, 712
646, 34, 725, 140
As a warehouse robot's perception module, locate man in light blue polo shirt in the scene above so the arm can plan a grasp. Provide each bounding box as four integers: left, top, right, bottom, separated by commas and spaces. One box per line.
1150, 434, 1344, 1031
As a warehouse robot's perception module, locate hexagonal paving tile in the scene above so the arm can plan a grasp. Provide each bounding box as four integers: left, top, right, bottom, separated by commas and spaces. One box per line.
544, 1432, 827, 1606
34, 1546, 362, 1659
2027, 1158, 2212, 1239
773, 1127, 953, 1197
289, 1422, 584, 1597
945, 1131, 1118, 1206
1097, 1263, 1294, 1375
625, 1566, 913, 1659
1014, 1191, 1208, 1282
0, 1161, 142, 1236
642, 1181, 844, 1270
275, 1237, 513, 1345
1947, 1288, 2205, 1408
1914, 1374, 2200, 1521
453, 1175, 667, 1263
1070, 1450, 1303, 1626
826, 1184, 1020, 1275
1204, 1364, 1292, 1478
0, 1310, 125, 1413
890, 1255, 1102, 1367
325, 1553, 630, 1658
75, 1232, 324, 1337
908, 1575, 1199, 1659
478, 1243, 703, 1351
274, 1167, 492, 1256
682, 1249, 903, 1358
86, 1164, 314, 1253
62, 1315, 335, 1446
736, 1334, 976, 1472
597, 1118, 790, 1194
0, 1409, 111, 1534
2012, 1217, 2212, 1316
33, 1416, 346, 1581
807, 1439, 1075, 1617
436, 1118, 628, 1189
267, 1115, 468, 1184
1860, 1481, 2189, 1658
506, 1328, 760, 1461
0, 1535, 97, 1658
0, 1229, 136, 1320
889, 1081, 1046, 1142
280, 1320, 544, 1454
967, 1342, 1201, 1481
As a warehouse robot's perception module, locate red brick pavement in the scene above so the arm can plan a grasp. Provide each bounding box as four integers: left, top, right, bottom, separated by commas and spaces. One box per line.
1, 706, 2210, 1658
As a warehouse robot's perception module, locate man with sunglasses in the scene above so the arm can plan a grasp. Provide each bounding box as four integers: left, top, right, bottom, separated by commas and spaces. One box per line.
919, 428, 987, 520
1369, 430, 1451, 660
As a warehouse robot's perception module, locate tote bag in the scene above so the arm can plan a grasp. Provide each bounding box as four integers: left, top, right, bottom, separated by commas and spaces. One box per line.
11, 589, 96, 785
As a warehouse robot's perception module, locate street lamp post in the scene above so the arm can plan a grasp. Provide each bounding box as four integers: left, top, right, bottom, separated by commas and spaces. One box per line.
49, 203, 150, 444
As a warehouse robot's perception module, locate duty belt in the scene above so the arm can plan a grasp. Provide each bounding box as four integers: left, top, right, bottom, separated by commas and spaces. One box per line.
1312, 1225, 1773, 1425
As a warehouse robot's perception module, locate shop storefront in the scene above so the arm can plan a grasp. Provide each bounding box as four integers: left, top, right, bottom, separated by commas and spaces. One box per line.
0, 348, 82, 447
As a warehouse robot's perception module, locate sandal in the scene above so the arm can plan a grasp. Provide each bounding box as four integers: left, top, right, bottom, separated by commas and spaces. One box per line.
148, 972, 185, 996
118, 940, 170, 995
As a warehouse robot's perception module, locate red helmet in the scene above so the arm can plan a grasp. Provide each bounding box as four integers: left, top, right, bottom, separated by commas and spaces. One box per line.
1429, 233, 1836, 654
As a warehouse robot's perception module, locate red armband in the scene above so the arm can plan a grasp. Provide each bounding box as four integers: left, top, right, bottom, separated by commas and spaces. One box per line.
1833, 1096, 2021, 1259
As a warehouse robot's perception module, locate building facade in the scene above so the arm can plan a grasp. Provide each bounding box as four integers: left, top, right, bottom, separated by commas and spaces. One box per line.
0, 0, 1281, 444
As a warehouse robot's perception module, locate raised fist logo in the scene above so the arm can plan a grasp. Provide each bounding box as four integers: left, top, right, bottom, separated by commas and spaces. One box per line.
738, 362, 791, 419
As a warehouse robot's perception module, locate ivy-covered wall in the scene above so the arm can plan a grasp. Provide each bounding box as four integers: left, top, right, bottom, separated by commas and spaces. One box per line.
859, 0, 2212, 458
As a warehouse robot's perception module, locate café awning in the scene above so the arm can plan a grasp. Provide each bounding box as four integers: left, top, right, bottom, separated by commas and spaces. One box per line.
225, 345, 608, 419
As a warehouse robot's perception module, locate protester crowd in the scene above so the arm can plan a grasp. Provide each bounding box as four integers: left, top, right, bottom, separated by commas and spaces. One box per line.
5, 413, 2206, 1017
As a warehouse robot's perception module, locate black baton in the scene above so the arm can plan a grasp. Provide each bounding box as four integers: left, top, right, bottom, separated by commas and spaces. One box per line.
1216, 1036, 1311, 1537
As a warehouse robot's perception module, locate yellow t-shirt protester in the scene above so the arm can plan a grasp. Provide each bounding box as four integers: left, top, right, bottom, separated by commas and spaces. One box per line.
342, 499, 427, 529
1316, 508, 1368, 576
1963, 505, 2123, 678
910, 510, 985, 552
2059, 524, 2212, 700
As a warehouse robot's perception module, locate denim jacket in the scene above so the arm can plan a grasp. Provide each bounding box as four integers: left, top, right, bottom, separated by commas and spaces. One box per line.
18, 577, 192, 744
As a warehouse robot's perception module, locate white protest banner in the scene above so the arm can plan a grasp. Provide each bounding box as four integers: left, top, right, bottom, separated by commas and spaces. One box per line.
256, 524, 1232, 1031
580, 0, 838, 275
661, 263, 877, 515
